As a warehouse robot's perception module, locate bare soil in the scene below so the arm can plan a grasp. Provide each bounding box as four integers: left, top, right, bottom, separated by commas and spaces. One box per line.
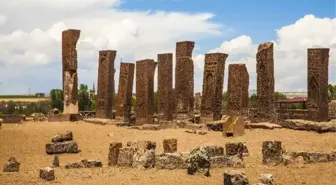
0, 121, 335, 185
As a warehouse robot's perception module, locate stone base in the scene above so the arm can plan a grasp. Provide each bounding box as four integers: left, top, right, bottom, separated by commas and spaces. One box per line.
48, 114, 81, 122
63, 102, 78, 114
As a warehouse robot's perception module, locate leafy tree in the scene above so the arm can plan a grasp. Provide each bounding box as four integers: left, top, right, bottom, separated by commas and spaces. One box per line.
50, 89, 63, 111
274, 92, 287, 101
78, 84, 90, 111
222, 91, 228, 109
248, 93, 258, 107
328, 84, 336, 100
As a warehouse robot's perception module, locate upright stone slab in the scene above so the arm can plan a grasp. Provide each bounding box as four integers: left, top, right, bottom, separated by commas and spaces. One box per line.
256, 42, 274, 120
96, 50, 116, 119
201, 53, 228, 121
194, 92, 202, 111
158, 53, 173, 121
227, 64, 249, 116
62, 29, 80, 114
307, 48, 329, 122
175, 41, 195, 119
136, 59, 157, 125
116, 62, 135, 121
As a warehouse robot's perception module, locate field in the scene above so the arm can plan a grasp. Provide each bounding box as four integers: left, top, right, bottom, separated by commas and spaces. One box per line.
0, 122, 335, 185
0, 95, 50, 102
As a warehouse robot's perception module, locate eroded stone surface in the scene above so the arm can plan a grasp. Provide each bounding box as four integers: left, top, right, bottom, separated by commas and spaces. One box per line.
225, 142, 249, 158
158, 53, 173, 121
3, 157, 20, 172
81, 159, 102, 168
52, 156, 60, 167
163, 138, 178, 153
156, 153, 187, 170
117, 148, 136, 167
132, 149, 155, 169
259, 174, 274, 185
108, 142, 122, 166
262, 141, 283, 165
210, 155, 245, 168
223, 170, 249, 185
46, 141, 79, 154
39, 167, 55, 181
51, 131, 73, 143
280, 119, 336, 133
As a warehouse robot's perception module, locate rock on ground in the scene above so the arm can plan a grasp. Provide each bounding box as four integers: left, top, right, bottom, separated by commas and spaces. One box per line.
65, 162, 84, 169
81, 159, 103, 168
280, 119, 336, 133
262, 141, 283, 165
132, 149, 156, 169
141, 124, 160, 130
289, 151, 336, 163
163, 138, 178, 153
39, 167, 55, 181
51, 131, 73, 143
108, 142, 122, 166
225, 142, 249, 158
52, 156, 60, 167
117, 148, 136, 167
210, 155, 245, 168
245, 122, 282, 130
156, 153, 187, 170
259, 174, 274, 185
223, 170, 249, 185
46, 141, 79, 154
3, 157, 20, 172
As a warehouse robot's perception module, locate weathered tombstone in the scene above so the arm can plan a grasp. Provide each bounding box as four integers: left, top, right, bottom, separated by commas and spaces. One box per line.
3, 157, 20, 172
163, 138, 177, 153
40, 167, 55, 181
227, 64, 249, 116
175, 41, 195, 119
135, 59, 157, 125
307, 48, 329, 122
158, 53, 173, 121
108, 142, 122, 166
201, 53, 228, 121
116, 62, 135, 121
62, 29, 80, 114
256, 42, 274, 121
96, 50, 116, 119
262, 141, 283, 165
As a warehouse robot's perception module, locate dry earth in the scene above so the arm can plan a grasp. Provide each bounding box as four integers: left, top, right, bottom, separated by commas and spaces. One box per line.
0, 98, 50, 102
0, 121, 335, 185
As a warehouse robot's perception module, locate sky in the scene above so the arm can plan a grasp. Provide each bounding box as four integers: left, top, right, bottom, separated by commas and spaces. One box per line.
0, 0, 335, 95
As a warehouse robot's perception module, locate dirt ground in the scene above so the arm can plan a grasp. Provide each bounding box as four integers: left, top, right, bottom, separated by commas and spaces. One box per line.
0, 121, 335, 185
0, 98, 50, 102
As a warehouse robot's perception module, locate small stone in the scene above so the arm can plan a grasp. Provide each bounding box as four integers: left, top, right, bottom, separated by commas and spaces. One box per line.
185, 130, 197, 134
197, 131, 207, 135
3, 157, 20, 172
259, 174, 274, 185
163, 138, 178, 153
223, 170, 249, 185
52, 156, 60, 167
39, 167, 55, 181
65, 162, 84, 169
81, 159, 102, 168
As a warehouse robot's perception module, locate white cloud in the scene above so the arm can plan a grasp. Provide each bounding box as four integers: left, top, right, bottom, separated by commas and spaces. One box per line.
0, 0, 224, 94
193, 14, 336, 93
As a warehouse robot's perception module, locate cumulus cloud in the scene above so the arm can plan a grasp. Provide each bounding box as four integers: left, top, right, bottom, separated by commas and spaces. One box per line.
193, 14, 336, 93
0, 0, 224, 94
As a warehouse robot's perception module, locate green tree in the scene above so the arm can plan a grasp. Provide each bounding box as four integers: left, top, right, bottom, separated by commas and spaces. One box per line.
274, 92, 287, 101
248, 93, 258, 108
50, 89, 63, 111
222, 91, 228, 109
131, 96, 136, 111
78, 84, 91, 111
328, 84, 336, 100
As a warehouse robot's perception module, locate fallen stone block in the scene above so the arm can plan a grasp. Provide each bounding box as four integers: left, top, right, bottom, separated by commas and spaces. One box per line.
163, 138, 177, 153
223, 170, 249, 185
65, 162, 84, 169
245, 122, 282, 130
81, 159, 102, 168
290, 151, 336, 163
127, 140, 156, 151
141, 124, 160, 130
210, 155, 245, 168
3, 157, 20, 172
46, 141, 79, 154
51, 131, 73, 143
280, 119, 336, 133
52, 156, 60, 167
117, 148, 136, 167
83, 118, 115, 125
225, 142, 249, 158
259, 174, 274, 185
39, 167, 55, 181
108, 142, 122, 166
156, 153, 187, 170
132, 149, 155, 169
262, 141, 283, 165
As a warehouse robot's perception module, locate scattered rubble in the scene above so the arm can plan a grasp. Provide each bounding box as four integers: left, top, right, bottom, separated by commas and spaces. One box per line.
3, 157, 20, 172
140, 124, 160, 130
39, 167, 55, 181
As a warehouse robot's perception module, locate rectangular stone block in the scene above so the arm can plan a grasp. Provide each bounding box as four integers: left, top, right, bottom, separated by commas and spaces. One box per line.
135, 59, 157, 125
108, 142, 122, 166
256, 42, 274, 120
307, 48, 329, 122
227, 64, 249, 116
156, 153, 187, 169
175, 41, 195, 116
163, 138, 177, 153
45, 141, 79, 154
158, 53, 173, 121
62, 29, 80, 114
116, 62, 135, 120
262, 140, 283, 165
39, 167, 55, 181
96, 50, 116, 119
117, 148, 136, 167
201, 53, 228, 120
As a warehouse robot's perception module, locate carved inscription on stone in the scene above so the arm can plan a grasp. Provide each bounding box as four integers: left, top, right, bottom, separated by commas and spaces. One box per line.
227, 64, 249, 116
200, 53, 228, 120
175, 41, 195, 117
116, 62, 135, 121
62, 29, 80, 114
256, 42, 274, 118
307, 48, 329, 122
158, 53, 173, 121
136, 59, 157, 125
96, 50, 116, 119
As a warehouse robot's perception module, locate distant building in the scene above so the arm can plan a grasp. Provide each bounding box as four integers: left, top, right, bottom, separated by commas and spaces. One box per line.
280, 92, 307, 99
